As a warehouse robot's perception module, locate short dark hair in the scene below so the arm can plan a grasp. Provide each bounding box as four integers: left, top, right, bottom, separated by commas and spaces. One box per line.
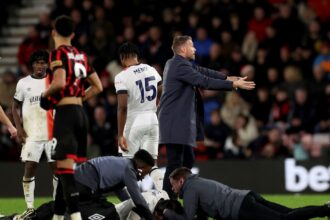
29, 49, 49, 66
54, 15, 74, 37
169, 167, 192, 180
118, 42, 140, 61
171, 35, 191, 54
133, 149, 155, 167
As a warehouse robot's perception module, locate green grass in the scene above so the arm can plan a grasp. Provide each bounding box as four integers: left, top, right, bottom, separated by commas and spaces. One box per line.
0, 195, 329, 219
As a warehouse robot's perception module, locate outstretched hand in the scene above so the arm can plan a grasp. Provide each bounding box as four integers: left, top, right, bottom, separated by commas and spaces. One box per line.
233, 76, 256, 90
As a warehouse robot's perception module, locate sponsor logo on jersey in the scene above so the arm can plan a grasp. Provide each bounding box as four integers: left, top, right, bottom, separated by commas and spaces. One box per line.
29, 96, 40, 104
88, 213, 105, 220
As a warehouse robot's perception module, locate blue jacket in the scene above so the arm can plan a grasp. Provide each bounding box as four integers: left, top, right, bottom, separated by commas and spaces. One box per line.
158, 54, 233, 147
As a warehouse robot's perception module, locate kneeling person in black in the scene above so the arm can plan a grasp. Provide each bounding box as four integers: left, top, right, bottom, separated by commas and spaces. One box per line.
74, 149, 156, 220
164, 167, 330, 220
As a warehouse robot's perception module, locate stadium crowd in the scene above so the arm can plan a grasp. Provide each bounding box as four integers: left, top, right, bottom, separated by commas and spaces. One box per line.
0, 0, 329, 163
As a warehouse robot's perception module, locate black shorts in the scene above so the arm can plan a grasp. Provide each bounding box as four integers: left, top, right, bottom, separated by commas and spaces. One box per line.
51, 105, 88, 162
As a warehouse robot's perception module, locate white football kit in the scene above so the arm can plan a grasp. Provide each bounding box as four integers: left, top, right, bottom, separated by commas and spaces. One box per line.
115, 64, 162, 158
14, 75, 54, 162
115, 167, 169, 220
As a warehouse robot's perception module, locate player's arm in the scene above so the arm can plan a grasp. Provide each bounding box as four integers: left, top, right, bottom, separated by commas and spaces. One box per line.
124, 166, 154, 220
117, 92, 128, 152
0, 105, 17, 139
82, 72, 103, 102
42, 68, 66, 98
11, 100, 27, 143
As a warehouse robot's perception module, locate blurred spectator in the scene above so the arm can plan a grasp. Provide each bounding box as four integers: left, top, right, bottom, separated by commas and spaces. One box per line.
313, 41, 330, 80
202, 90, 222, 125
207, 43, 225, 71
242, 31, 258, 62
140, 25, 171, 67
269, 86, 290, 129
90, 6, 114, 40
234, 114, 259, 147
35, 12, 52, 44
17, 26, 47, 75
204, 109, 231, 159
247, 6, 272, 43
308, 0, 330, 23
51, 0, 75, 19
194, 27, 213, 65
90, 106, 117, 156
251, 87, 272, 129
224, 130, 251, 159
0, 70, 18, 108
248, 126, 290, 159
288, 87, 315, 132
221, 92, 250, 129
229, 13, 246, 45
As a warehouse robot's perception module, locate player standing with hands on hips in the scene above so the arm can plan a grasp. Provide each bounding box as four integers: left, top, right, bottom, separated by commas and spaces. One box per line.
40, 15, 102, 220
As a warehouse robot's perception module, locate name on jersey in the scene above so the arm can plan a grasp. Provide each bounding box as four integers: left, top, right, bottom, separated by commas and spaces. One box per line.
29, 96, 40, 104
67, 53, 84, 61
133, 67, 147, 74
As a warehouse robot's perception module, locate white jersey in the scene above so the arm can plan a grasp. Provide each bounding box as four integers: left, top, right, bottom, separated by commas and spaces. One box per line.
14, 75, 53, 142
114, 63, 162, 126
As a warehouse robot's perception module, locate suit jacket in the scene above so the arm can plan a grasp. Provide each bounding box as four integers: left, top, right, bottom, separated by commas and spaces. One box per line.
158, 54, 233, 147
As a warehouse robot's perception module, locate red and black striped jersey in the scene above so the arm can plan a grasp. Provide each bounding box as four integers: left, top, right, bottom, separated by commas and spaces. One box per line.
48, 45, 95, 105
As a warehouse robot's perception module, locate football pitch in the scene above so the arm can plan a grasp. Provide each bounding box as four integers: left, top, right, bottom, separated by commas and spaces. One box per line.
0, 195, 329, 219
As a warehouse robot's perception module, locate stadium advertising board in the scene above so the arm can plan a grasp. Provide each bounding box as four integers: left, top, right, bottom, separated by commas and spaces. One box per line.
1, 159, 330, 196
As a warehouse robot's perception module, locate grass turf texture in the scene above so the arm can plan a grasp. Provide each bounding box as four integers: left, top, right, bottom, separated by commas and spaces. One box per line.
0, 195, 329, 219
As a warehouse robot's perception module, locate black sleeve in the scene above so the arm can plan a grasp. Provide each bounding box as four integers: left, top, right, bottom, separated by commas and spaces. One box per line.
193, 64, 227, 80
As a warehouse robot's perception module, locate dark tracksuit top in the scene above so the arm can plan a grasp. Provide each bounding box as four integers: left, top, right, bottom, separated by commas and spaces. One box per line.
164, 174, 250, 220
74, 156, 154, 220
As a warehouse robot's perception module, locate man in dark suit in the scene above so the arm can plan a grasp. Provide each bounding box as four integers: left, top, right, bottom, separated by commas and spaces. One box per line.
158, 35, 255, 198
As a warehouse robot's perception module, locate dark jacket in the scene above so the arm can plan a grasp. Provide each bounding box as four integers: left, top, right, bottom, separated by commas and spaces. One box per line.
164, 174, 250, 220
158, 55, 233, 147
74, 156, 154, 220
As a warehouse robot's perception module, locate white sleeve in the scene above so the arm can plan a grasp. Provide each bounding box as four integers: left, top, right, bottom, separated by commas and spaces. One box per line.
14, 80, 24, 102
149, 167, 164, 191
114, 73, 128, 93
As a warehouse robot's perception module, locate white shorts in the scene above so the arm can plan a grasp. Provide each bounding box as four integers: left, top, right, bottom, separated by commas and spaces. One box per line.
120, 124, 159, 159
20, 140, 54, 163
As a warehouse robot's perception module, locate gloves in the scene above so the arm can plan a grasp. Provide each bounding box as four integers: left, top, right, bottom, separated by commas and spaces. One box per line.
40, 95, 53, 110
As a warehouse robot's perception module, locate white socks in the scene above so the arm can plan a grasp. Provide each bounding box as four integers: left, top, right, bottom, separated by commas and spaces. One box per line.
52, 175, 58, 200
70, 212, 82, 220
52, 214, 64, 220
23, 176, 35, 209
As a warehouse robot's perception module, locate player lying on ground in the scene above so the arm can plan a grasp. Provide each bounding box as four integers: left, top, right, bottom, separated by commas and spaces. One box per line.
163, 167, 330, 220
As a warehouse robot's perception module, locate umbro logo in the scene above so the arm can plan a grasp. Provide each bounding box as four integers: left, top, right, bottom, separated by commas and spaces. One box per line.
88, 213, 105, 220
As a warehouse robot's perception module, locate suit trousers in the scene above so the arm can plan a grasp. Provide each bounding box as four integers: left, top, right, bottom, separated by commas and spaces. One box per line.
163, 144, 195, 199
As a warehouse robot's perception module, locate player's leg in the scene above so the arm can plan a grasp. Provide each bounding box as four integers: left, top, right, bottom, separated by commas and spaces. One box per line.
285, 204, 330, 220
18, 141, 44, 219
249, 191, 292, 214
123, 125, 142, 158
238, 192, 283, 220
45, 140, 58, 200
51, 106, 82, 220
